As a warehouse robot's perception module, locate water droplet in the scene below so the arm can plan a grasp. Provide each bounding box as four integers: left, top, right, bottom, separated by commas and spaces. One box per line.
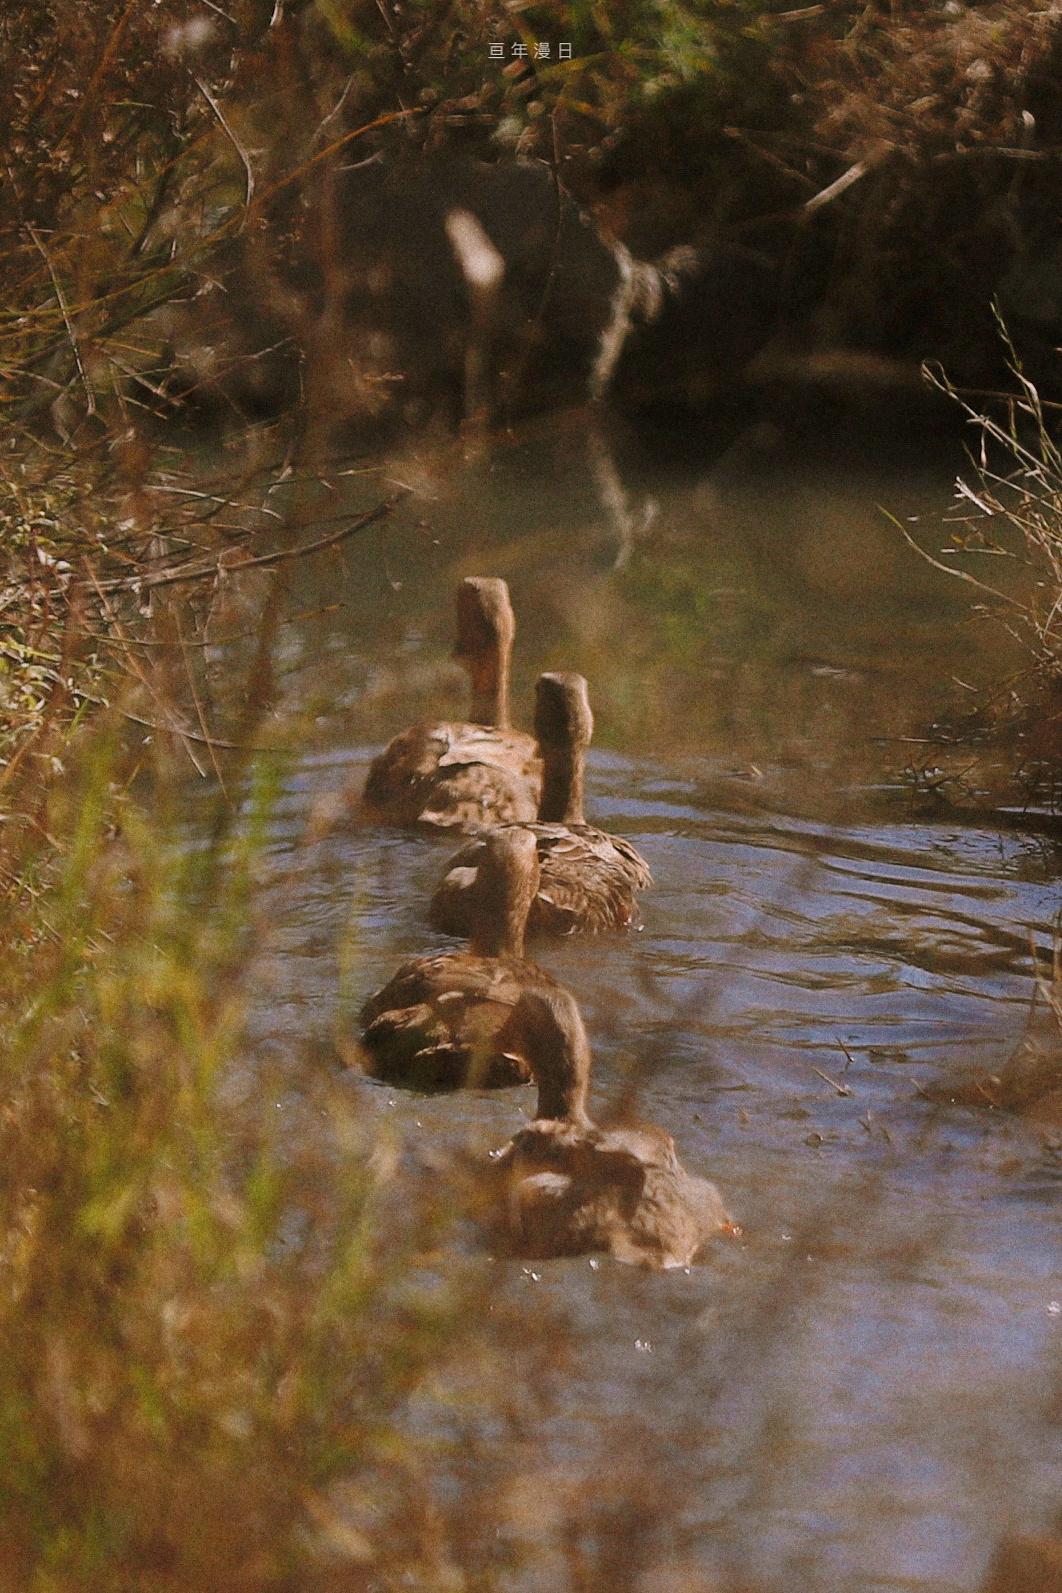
634, 1338, 653, 1353
1048, 1301, 1061, 1316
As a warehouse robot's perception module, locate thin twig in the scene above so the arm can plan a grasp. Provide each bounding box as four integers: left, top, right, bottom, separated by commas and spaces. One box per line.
85, 491, 408, 594
881, 506, 1029, 612
804, 159, 868, 214
149, 482, 283, 519
836, 1037, 859, 1073
175, 604, 228, 793
27, 226, 95, 417
812, 1065, 853, 1098
119, 708, 248, 753
81, 558, 207, 775
195, 75, 255, 211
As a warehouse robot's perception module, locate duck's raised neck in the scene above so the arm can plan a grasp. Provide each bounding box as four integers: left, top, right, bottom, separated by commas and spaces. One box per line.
513, 987, 592, 1125
469, 828, 539, 958
534, 672, 593, 826
454, 577, 515, 729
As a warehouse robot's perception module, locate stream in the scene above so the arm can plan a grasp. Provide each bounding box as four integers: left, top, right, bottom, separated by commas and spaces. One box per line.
194, 406, 1060, 1592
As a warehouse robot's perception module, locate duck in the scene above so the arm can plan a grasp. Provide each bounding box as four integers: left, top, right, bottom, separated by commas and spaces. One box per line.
358, 828, 558, 1090
363, 576, 541, 830
429, 671, 652, 936
489, 985, 733, 1269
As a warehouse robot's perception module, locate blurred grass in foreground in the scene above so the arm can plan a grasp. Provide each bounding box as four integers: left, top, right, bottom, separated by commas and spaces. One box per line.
0, 442, 568, 1586
0, 706, 495, 1588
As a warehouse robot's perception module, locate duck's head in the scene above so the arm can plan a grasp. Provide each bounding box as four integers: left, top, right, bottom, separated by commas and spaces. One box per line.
454, 577, 516, 727
534, 671, 593, 750
469, 826, 540, 958
534, 672, 593, 825
509, 985, 592, 1126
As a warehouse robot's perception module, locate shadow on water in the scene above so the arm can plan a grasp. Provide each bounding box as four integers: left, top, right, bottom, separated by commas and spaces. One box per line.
192, 409, 1060, 1592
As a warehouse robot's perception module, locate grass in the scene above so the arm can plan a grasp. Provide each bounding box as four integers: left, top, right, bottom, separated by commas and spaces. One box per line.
0, 415, 539, 1586
0, 672, 475, 1588
894, 337, 1062, 810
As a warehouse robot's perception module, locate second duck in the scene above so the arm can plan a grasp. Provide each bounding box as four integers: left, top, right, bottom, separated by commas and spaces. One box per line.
430, 672, 652, 937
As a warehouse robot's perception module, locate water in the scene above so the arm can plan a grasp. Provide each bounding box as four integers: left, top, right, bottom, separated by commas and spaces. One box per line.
199, 409, 1060, 1591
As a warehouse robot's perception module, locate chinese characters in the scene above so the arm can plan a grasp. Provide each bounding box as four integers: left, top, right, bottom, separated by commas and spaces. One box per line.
488, 41, 573, 60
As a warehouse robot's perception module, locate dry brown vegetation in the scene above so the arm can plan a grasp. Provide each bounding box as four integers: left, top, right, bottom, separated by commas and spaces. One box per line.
892, 347, 1062, 812
5, 2, 1062, 444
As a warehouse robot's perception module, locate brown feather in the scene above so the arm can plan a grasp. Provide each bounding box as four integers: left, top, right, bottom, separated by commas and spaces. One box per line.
364, 722, 541, 831
431, 821, 652, 935
357, 829, 557, 1090
362, 578, 541, 830
359, 951, 557, 1090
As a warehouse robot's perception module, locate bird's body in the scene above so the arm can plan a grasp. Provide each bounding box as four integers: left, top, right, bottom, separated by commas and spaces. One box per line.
357, 829, 556, 1091
496, 1117, 729, 1269
489, 988, 732, 1269
364, 721, 539, 831
363, 577, 540, 831
431, 672, 651, 934
433, 820, 651, 934
360, 949, 554, 1090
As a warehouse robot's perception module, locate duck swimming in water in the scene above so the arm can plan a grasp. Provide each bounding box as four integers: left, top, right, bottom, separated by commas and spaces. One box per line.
363, 576, 541, 830
358, 828, 558, 1090
490, 986, 732, 1268
430, 672, 652, 936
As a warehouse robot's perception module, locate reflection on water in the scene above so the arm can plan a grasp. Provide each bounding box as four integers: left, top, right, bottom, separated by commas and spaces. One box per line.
199, 413, 1060, 1592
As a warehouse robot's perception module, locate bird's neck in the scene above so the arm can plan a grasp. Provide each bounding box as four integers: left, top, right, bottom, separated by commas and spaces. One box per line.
536, 1051, 591, 1126
467, 646, 510, 729
537, 744, 586, 825
470, 894, 526, 959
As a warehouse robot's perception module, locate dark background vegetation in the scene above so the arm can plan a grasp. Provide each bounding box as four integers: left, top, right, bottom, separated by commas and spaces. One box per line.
5, 0, 1062, 440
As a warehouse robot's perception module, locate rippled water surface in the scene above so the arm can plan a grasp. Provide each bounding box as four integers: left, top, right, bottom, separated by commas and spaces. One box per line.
199, 412, 1060, 1591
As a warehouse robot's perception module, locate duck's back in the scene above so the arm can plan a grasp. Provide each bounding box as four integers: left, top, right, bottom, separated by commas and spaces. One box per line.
365, 722, 541, 829
359, 950, 553, 1089
497, 1119, 729, 1268
432, 822, 652, 934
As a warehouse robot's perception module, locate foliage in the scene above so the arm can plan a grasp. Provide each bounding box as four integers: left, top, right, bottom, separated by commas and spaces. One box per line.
0, 579, 562, 1589
897, 338, 1062, 807
5, 1, 1062, 444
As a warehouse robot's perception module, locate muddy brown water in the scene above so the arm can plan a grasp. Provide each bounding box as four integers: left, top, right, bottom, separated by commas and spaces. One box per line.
196, 411, 1060, 1591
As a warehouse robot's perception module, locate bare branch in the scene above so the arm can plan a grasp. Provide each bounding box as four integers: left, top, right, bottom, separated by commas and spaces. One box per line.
85, 490, 409, 594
